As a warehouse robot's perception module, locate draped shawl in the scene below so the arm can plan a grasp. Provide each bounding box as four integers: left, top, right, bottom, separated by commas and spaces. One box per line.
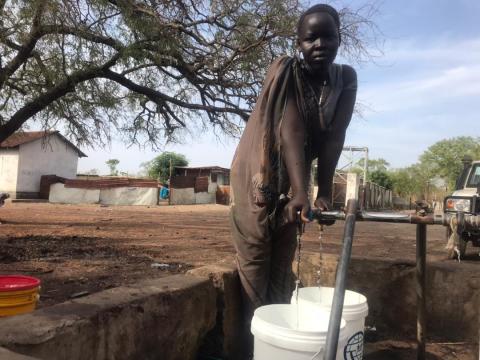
230, 55, 345, 212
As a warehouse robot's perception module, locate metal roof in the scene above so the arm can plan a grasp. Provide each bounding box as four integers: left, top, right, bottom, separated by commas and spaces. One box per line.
0, 131, 87, 157
174, 166, 230, 172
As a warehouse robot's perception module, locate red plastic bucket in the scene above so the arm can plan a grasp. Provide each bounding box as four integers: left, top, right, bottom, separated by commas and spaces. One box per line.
0, 275, 41, 316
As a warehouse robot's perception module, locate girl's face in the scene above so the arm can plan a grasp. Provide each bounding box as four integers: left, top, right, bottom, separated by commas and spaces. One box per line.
297, 12, 340, 72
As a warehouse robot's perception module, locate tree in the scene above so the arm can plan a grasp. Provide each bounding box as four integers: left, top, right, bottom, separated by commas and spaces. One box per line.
106, 158, 120, 176
0, 1, 381, 145
366, 158, 390, 173
144, 152, 188, 183
389, 166, 424, 198
419, 137, 480, 190
369, 169, 393, 190
351, 157, 390, 180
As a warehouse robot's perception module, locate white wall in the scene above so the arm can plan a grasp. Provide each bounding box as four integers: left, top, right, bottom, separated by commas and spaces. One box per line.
100, 187, 158, 206
170, 188, 195, 205
195, 191, 216, 204
49, 183, 100, 204
208, 182, 217, 193
170, 177, 222, 205
0, 149, 19, 193
345, 173, 360, 205
17, 134, 79, 193
49, 184, 159, 205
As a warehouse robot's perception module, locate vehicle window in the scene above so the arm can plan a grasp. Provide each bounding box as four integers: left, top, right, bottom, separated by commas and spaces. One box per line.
466, 164, 480, 187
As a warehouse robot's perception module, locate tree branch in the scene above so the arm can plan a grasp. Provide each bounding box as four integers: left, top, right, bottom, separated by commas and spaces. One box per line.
0, 2, 46, 88
101, 69, 250, 120
0, 54, 121, 143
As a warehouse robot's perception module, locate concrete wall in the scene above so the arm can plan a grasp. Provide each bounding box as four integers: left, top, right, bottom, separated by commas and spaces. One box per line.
0, 275, 216, 360
17, 135, 79, 195
99, 187, 158, 206
195, 183, 217, 204
171, 188, 195, 205
171, 182, 218, 205
0, 149, 19, 194
298, 253, 480, 342
0, 348, 39, 360
49, 183, 100, 204
49, 184, 158, 206
346, 172, 360, 205
195, 191, 215, 204
188, 265, 248, 360
1, 261, 476, 360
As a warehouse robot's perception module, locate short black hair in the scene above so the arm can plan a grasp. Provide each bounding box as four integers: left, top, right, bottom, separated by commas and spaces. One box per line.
297, 4, 340, 34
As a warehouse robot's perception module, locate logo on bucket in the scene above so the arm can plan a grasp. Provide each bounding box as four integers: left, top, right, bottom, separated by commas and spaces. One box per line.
344, 331, 364, 360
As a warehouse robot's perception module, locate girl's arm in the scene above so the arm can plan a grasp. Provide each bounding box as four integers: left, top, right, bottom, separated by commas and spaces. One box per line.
281, 83, 311, 223
316, 65, 357, 210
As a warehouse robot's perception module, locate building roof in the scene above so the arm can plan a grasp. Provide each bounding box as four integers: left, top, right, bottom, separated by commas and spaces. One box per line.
0, 131, 87, 157
174, 166, 230, 172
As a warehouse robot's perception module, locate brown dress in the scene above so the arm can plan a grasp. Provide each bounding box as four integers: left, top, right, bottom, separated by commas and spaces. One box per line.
230, 55, 353, 316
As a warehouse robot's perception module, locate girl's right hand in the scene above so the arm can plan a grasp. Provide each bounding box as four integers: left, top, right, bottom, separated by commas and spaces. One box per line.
283, 193, 311, 224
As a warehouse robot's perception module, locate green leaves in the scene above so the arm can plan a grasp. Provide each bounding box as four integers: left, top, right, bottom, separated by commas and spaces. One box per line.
419, 137, 480, 189
369, 169, 393, 190
367, 137, 480, 199
106, 158, 120, 176
0, 0, 381, 146
143, 152, 188, 183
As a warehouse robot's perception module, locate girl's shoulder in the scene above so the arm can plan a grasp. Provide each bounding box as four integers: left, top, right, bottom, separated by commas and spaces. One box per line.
268, 55, 294, 69
263, 56, 295, 81
334, 63, 357, 90
340, 64, 357, 83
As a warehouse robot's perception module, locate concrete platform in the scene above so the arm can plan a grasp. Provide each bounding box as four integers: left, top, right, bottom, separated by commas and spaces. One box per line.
0, 275, 216, 360
0, 260, 477, 359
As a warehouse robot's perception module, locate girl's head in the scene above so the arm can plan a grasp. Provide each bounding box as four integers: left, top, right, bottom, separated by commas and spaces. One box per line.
297, 4, 341, 71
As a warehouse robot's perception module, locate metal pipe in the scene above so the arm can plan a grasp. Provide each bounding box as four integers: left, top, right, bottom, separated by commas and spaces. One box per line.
324, 199, 357, 360
310, 209, 451, 225
416, 223, 427, 360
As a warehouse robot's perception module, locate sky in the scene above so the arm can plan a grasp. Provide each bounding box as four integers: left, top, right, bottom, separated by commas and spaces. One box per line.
78, 0, 480, 175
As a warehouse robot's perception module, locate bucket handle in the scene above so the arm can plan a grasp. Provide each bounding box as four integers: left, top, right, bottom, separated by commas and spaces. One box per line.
310, 348, 324, 360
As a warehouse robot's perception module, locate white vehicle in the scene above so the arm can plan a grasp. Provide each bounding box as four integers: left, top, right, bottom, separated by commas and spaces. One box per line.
444, 157, 480, 259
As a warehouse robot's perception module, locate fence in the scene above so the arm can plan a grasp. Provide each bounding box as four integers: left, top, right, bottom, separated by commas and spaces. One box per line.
359, 181, 393, 210
314, 173, 394, 210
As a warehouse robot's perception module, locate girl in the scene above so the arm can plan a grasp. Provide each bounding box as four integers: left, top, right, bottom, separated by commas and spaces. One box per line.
230, 2, 357, 324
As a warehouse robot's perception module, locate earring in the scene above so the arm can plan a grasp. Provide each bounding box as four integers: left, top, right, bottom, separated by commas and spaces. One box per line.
295, 49, 304, 60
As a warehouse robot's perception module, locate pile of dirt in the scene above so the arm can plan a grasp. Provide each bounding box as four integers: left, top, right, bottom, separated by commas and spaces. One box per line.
0, 235, 126, 262
0, 234, 192, 307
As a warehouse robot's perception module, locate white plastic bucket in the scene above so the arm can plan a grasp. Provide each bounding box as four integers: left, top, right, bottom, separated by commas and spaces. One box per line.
251, 304, 347, 360
291, 287, 368, 360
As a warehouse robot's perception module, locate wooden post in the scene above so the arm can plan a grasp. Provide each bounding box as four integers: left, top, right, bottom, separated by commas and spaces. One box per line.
416, 223, 427, 360
168, 158, 173, 205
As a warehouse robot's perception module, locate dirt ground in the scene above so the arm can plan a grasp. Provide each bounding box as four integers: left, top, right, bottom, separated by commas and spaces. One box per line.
0, 202, 478, 359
